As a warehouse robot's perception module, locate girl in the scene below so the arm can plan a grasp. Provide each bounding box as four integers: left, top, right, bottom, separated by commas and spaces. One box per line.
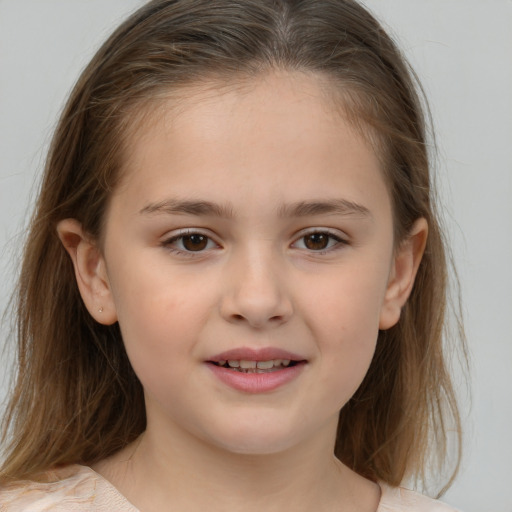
0, 0, 465, 510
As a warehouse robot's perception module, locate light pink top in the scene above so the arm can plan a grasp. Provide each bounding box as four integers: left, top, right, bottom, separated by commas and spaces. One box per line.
0, 465, 460, 511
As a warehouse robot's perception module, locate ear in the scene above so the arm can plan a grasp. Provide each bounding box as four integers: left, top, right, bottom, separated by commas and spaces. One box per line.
379, 218, 428, 330
56, 218, 118, 325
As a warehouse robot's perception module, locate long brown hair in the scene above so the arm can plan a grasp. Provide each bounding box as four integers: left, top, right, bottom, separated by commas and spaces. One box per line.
1, 0, 466, 493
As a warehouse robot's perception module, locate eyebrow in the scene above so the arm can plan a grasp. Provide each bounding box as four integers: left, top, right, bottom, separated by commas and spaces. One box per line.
277, 199, 372, 219
139, 198, 371, 219
140, 199, 234, 218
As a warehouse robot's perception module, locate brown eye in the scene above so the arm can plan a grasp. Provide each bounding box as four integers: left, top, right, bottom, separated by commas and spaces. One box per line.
181, 234, 209, 251
164, 232, 217, 254
292, 231, 345, 252
303, 233, 330, 250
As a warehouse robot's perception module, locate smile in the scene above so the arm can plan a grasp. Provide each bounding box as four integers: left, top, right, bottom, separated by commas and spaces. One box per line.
212, 359, 294, 373
206, 348, 306, 393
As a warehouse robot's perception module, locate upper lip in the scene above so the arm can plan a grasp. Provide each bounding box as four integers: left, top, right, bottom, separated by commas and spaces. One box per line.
208, 347, 306, 363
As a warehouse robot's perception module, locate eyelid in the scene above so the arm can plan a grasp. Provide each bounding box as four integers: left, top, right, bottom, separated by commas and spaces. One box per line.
161, 228, 221, 255
291, 227, 349, 251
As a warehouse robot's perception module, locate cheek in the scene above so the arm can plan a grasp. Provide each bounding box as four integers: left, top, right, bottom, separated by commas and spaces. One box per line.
111, 258, 211, 329
319, 308, 378, 395
107, 265, 215, 378
303, 258, 391, 337
298, 262, 389, 400
316, 311, 378, 413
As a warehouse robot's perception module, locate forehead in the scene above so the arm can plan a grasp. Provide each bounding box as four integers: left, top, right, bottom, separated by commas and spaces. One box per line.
126, 70, 347, 153
113, 71, 389, 215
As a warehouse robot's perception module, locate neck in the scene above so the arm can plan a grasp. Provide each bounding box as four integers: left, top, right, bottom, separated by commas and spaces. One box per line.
94, 420, 380, 512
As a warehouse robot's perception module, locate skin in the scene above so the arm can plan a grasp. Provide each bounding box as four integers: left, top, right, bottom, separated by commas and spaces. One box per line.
58, 71, 427, 512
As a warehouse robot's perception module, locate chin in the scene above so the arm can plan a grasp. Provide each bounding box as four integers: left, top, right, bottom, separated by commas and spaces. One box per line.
198, 415, 308, 457
215, 437, 297, 457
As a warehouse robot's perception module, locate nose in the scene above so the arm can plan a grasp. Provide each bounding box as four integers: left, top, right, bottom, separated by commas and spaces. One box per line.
219, 245, 293, 329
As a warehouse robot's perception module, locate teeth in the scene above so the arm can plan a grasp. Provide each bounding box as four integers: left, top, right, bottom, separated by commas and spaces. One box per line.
256, 360, 274, 369
239, 360, 257, 369
219, 359, 294, 370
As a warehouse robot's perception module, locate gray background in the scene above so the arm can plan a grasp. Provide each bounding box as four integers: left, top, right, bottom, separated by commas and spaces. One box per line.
1, 1, 511, 510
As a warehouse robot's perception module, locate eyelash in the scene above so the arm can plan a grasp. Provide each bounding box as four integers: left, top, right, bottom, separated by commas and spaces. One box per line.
291, 229, 348, 254
162, 230, 220, 256
161, 229, 348, 256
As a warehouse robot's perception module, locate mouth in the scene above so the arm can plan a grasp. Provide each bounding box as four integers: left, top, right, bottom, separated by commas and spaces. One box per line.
209, 359, 301, 373
207, 347, 306, 374
206, 348, 306, 392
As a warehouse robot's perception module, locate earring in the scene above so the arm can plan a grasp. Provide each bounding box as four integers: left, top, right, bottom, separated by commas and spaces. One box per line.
98, 307, 104, 313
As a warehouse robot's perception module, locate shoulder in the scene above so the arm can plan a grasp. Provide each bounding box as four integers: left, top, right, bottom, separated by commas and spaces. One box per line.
0, 465, 138, 512
378, 483, 462, 512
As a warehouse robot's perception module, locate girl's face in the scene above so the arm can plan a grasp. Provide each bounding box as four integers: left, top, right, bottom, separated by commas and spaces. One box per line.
84, 72, 423, 455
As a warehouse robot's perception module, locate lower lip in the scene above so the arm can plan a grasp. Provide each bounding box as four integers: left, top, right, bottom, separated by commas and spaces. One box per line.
206, 363, 305, 393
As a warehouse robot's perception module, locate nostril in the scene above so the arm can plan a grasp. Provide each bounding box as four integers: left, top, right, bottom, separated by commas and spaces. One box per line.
221, 290, 293, 327
230, 312, 286, 327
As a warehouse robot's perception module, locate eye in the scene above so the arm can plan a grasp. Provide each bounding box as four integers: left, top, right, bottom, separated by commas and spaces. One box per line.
163, 232, 218, 253
292, 231, 346, 252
